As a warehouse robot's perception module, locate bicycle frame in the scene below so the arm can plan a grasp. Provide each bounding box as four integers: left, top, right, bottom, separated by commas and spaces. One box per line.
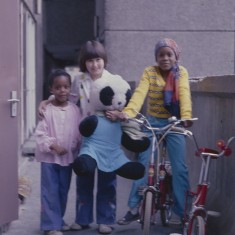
143, 134, 171, 211
140, 126, 174, 235
132, 113, 196, 235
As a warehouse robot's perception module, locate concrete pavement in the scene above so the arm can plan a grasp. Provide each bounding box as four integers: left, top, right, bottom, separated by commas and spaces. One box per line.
5, 156, 182, 235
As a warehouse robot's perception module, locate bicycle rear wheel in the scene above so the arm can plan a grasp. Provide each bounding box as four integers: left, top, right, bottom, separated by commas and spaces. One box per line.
189, 215, 205, 235
142, 191, 153, 235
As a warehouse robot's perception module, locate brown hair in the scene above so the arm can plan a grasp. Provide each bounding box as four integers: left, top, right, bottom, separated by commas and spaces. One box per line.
78, 40, 108, 72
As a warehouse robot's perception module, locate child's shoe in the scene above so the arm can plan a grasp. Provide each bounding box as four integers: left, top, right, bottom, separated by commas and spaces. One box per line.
98, 224, 112, 234
61, 224, 70, 231
70, 223, 82, 230
70, 222, 90, 230
117, 211, 140, 225
45, 230, 63, 235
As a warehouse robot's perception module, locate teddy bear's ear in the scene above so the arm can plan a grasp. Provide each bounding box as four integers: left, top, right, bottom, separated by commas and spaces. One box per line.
100, 86, 114, 106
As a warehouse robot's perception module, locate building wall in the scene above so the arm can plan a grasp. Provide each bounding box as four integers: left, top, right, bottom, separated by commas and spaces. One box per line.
34, 1, 44, 115
20, 0, 43, 143
100, 0, 235, 82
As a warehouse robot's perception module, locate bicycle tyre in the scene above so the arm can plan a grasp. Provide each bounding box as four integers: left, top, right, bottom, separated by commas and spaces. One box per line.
160, 174, 173, 226
189, 215, 205, 235
142, 191, 153, 235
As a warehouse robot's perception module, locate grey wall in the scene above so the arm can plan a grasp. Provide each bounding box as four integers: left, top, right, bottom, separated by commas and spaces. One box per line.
100, 0, 235, 82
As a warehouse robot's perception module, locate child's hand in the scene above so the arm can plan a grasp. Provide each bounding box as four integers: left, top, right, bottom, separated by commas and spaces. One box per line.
105, 110, 128, 121
50, 144, 68, 156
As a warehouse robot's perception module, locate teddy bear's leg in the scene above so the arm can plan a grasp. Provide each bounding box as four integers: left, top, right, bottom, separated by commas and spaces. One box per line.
115, 162, 145, 180
73, 154, 97, 176
121, 133, 150, 153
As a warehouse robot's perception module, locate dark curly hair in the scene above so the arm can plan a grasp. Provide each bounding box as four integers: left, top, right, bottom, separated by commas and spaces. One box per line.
48, 69, 71, 88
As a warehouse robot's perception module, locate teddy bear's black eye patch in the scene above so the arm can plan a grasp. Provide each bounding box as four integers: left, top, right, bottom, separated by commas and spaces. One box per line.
125, 89, 131, 106
100, 86, 114, 106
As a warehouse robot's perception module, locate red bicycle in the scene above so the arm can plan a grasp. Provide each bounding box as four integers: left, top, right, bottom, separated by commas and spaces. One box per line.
131, 113, 197, 235
181, 136, 235, 235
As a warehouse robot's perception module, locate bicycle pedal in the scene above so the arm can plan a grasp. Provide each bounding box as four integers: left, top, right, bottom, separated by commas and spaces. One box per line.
207, 211, 221, 217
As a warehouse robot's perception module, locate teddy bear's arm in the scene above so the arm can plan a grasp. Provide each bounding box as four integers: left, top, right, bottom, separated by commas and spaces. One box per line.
121, 132, 150, 153
79, 115, 98, 137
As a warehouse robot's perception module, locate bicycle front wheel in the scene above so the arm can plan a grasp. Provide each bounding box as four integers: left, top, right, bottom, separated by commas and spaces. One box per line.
189, 215, 205, 235
142, 191, 153, 235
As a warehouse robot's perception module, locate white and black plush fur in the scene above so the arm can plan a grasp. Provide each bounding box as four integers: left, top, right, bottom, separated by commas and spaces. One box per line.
73, 75, 149, 180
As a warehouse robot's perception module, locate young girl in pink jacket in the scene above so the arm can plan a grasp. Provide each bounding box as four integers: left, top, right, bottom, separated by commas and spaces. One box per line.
35, 69, 81, 235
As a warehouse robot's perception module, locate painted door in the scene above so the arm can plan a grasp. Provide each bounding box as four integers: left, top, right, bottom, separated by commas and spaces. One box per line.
0, 0, 19, 225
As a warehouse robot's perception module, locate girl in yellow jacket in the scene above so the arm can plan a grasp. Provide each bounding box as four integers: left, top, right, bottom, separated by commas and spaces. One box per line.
106, 38, 192, 224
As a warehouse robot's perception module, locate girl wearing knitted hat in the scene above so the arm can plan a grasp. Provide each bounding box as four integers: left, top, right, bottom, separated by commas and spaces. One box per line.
106, 38, 192, 224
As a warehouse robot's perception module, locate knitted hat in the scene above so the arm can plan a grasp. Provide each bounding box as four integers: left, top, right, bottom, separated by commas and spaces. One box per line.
154, 38, 180, 60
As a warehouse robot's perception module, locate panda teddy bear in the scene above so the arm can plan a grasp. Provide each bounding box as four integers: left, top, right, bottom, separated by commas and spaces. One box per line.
73, 75, 150, 180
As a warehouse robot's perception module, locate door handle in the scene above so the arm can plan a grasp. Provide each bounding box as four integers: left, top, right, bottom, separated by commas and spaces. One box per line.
7, 91, 20, 117
8, 98, 20, 102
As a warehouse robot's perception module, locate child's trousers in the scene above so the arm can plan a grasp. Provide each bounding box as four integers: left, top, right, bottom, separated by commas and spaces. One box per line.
40, 162, 72, 231
127, 116, 190, 218
75, 170, 116, 225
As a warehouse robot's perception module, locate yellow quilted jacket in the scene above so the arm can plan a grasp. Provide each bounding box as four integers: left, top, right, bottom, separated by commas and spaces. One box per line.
124, 65, 192, 119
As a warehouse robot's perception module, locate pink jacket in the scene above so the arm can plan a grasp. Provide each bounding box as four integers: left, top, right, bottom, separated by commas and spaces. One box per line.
35, 102, 81, 166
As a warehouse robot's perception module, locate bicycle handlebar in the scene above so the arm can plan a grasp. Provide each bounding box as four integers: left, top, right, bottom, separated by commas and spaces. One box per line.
128, 113, 199, 156
198, 136, 235, 158
129, 111, 234, 159
130, 114, 197, 136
